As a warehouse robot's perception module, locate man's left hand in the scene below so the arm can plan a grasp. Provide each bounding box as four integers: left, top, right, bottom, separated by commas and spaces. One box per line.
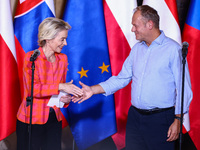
167, 119, 180, 141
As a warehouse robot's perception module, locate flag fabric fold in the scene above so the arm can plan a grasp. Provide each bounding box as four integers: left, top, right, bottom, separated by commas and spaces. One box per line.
182, 0, 200, 149
103, 0, 137, 149
61, 0, 117, 149
0, 0, 21, 140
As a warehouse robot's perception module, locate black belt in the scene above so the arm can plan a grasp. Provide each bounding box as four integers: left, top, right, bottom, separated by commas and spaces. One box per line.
132, 105, 174, 115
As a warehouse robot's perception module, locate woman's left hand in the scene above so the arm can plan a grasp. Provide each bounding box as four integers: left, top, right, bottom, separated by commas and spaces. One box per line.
60, 95, 72, 104
59, 80, 83, 97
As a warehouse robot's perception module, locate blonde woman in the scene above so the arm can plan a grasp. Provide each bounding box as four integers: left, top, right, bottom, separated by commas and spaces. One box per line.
16, 17, 83, 150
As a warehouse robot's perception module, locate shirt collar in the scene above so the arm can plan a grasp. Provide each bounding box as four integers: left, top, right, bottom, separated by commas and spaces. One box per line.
153, 30, 165, 45
141, 30, 166, 46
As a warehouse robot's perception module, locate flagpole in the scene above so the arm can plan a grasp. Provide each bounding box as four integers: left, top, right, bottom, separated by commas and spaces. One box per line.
179, 42, 189, 150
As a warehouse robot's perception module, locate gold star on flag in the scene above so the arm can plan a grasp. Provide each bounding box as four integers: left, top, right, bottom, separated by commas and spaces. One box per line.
67, 63, 69, 71
78, 67, 89, 78
99, 62, 110, 74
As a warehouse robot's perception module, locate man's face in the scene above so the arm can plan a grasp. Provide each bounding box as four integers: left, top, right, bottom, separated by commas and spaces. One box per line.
131, 11, 149, 41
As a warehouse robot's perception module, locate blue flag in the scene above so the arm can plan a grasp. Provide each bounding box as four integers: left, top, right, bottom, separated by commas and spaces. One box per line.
61, 0, 117, 149
14, 0, 55, 53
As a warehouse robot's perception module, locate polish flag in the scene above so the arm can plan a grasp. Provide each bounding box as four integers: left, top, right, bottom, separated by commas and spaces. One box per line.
104, 0, 138, 149
0, 0, 21, 140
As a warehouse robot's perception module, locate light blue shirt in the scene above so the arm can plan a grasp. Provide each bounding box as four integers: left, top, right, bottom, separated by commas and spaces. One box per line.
99, 31, 193, 114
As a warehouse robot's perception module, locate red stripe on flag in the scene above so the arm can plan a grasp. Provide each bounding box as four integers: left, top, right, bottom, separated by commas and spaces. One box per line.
182, 24, 200, 149
0, 35, 21, 140
104, 1, 132, 149
15, 0, 43, 16
164, 0, 180, 24
61, 113, 68, 128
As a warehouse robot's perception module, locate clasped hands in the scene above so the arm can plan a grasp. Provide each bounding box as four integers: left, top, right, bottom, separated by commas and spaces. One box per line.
59, 80, 92, 104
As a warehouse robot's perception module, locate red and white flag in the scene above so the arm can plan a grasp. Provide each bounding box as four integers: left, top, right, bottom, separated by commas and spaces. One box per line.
104, 0, 137, 149
0, 0, 21, 140
142, 0, 190, 133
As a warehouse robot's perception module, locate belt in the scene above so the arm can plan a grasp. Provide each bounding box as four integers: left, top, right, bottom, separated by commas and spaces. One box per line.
132, 105, 174, 115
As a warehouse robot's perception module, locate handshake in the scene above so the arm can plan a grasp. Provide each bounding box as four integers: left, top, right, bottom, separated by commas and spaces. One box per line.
59, 80, 104, 104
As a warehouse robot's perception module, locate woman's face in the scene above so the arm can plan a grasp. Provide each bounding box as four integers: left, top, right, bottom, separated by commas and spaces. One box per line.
47, 29, 68, 53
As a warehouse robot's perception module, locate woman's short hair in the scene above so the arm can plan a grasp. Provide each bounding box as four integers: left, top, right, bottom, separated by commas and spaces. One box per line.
134, 5, 160, 29
38, 17, 71, 47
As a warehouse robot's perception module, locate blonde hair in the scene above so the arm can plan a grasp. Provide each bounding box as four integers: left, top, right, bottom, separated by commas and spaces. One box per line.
38, 17, 71, 47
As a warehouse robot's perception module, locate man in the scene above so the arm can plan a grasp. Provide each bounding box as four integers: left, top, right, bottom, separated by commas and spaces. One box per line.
73, 5, 192, 150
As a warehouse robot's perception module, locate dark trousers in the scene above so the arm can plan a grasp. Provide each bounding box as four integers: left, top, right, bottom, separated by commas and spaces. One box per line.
126, 106, 175, 150
16, 110, 62, 150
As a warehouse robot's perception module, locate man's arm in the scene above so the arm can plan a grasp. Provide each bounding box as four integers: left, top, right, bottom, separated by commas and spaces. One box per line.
72, 81, 105, 104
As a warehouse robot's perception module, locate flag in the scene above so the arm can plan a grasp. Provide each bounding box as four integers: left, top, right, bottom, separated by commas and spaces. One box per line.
182, 0, 200, 149
61, 0, 117, 149
0, 0, 21, 140
143, 0, 191, 133
142, 0, 182, 47
103, 0, 137, 149
14, 0, 55, 101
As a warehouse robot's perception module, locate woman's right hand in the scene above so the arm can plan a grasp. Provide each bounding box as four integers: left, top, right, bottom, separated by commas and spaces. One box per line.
59, 80, 83, 97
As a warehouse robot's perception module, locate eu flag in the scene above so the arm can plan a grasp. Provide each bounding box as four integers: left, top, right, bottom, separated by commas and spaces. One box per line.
61, 0, 117, 149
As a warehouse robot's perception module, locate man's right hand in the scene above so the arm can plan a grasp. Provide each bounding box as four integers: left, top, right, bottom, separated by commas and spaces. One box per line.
72, 81, 94, 103
72, 81, 105, 104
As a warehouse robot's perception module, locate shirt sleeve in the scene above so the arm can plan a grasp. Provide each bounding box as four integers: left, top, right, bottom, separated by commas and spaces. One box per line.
172, 47, 193, 114
99, 49, 134, 96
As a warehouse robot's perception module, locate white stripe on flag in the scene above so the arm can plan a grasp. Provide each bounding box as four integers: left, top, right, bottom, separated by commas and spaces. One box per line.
45, 0, 55, 16
105, 0, 137, 48
0, 0, 17, 61
14, 1, 44, 18
183, 113, 190, 132
20, 0, 26, 4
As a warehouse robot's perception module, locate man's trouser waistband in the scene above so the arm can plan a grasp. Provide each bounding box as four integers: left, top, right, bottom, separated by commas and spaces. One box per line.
132, 105, 174, 115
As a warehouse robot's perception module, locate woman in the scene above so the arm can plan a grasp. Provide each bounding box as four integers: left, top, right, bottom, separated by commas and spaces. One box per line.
16, 17, 83, 150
